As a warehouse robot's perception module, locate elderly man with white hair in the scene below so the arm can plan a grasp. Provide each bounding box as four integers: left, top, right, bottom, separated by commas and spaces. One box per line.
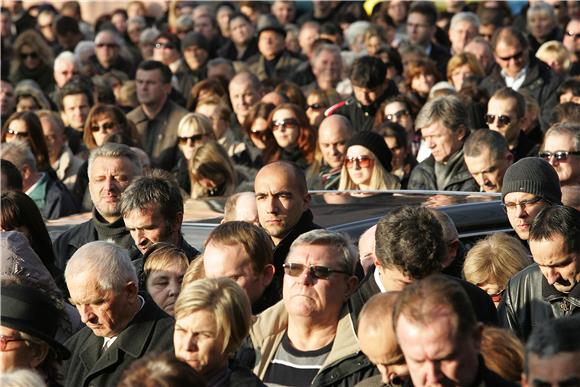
63, 241, 174, 387
448, 12, 480, 55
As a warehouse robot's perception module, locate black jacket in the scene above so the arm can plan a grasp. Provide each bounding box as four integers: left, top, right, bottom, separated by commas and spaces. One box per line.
41, 173, 80, 220
407, 150, 479, 192
63, 293, 174, 387
480, 58, 561, 132
428, 43, 451, 79
217, 37, 259, 62
498, 263, 580, 341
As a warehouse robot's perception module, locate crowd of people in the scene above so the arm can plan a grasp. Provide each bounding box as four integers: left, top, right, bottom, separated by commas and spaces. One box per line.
0, 1, 580, 386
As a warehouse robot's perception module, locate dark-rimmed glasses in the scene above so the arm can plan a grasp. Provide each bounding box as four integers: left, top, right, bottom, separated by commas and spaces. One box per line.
501, 196, 546, 213
273, 118, 299, 131
344, 155, 374, 169
0, 335, 27, 351
385, 109, 409, 122
539, 150, 580, 162
485, 114, 511, 127
91, 122, 116, 133
283, 262, 350, 280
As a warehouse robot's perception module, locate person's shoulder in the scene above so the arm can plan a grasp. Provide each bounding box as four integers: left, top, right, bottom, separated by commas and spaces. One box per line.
229, 364, 267, 387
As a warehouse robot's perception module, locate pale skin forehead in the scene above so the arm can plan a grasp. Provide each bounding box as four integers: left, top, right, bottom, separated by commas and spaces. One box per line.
255, 162, 302, 190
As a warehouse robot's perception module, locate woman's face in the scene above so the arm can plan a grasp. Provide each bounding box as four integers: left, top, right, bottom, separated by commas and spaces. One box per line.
174, 309, 229, 378
345, 145, 375, 187
384, 136, 406, 171
450, 64, 474, 91
19, 44, 41, 70
0, 325, 45, 372
411, 72, 436, 97
528, 11, 554, 41
4, 119, 30, 144
91, 116, 119, 147
196, 103, 228, 140
478, 281, 504, 308
249, 117, 270, 150
306, 95, 326, 129
146, 262, 185, 316
272, 109, 300, 149
16, 97, 39, 112
366, 35, 382, 56
178, 126, 210, 160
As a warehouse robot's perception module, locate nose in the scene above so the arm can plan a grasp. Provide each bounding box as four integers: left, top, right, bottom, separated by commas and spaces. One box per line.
423, 361, 442, 384
167, 280, 180, 297
514, 203, 527, 218
185, 333, 199, 351
548, 155, 559, 166
545, 268, 560, 285
265, 196, 278, 214
78, 304, 95, 324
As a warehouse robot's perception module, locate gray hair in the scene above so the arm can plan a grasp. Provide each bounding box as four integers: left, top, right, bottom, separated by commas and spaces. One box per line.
87, 143, 143, 180
54, 51, 80, 69
207, 57, 235, 72
127, 16, 147, 29
524, 316, 580, 374
0, 141, 36, 172
415, 95, 467, 132
140, 27, 160, 45
65, 241, 138, 292
176, 14, 194, 31
288, 229, 358, 275
311, 43, 342, 64
95, 29, 123, 46
464, 128, 509, 160
527, 2, 556, 22
0, 369, 47, 387
543, 123, 580, 152
450, 12, 480, 31
345, 21, 371, 48
74, 40, 95, 63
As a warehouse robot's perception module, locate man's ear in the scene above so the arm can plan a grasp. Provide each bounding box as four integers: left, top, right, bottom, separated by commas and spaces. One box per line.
125, 281, 139, 300
345, 274, 359, 298
261, 264, 275, 288
505, 151, 514, 165
442, 240, 459, 268
303, 192, 311, 208
457, 125, 467, 142
175, 211, 184, 230
163, 83, 172, 95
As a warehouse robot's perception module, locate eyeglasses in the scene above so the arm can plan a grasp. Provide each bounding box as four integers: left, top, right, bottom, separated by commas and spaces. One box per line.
496, 50, 524, 62
272, 118, 299, 131
283, 262, 350, 280
539, 150, 580, 162
307, 103, 325, 111
250, 128, 271, 140
96, 43, 119, 49
20, 52, 38, 60
501, 196, 546, 213
154, 42, 177, 50
0, 335, 27, 351
344, 155, 374, 169
385, 109, 409, 121
566, 30, 580, 39
485, 114, 511, 127
178, 134, 206, 145
91, 122, 117, 133
6, 128, 29, 139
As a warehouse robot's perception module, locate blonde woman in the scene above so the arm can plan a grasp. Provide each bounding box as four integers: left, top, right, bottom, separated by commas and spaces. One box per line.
536, 40, 573, 76
463, 233, 531, 307
189, 141, 238, 199
338, 131, 400, 192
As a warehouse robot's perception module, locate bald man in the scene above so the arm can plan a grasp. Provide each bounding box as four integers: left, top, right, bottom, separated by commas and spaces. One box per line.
318, 115, 354, 189
358, 225, 376, 275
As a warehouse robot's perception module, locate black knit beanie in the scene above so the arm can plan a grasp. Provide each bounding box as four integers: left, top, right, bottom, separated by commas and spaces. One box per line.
501, 157, 562, 204
346, 131, 392, 172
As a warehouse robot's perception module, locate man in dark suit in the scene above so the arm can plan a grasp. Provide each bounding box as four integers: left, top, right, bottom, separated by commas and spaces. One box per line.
127, 60, 188, 171
63, 241, 173, 387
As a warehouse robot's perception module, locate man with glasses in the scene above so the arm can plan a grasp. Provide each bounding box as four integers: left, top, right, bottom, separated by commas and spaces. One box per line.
540, 123, 580, 187
89, 29, 134, 77
499, 205, 579, 341
487, 88, 539, 162
481, 27, 559, 132
501, 157, 562, 241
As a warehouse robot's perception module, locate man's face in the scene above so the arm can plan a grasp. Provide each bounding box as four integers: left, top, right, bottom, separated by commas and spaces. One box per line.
377, 265, 415, 292
523, 351, 580, 387
153, 38, 180, 65
359, 322, 408, 385
487, 97, 521, 147
229, 16, 254, 46
62, 93, 89, 130
68, 271, 136, 337
528, 11, 555, 41
193, 15, 217, 41
136, 69, 170, 106
465, 147, 512, 192
0, 80, 15, 117
318, 121, 350, 169
503, 192, 550, 240
95, 32, 120, 68
530, 235, 580, 294
229, 78, 261, 123
40, 116, 65, 162
464, 41, 494, 74
54, 60, 78, 88
204, 241, 272, 304
406, 12, 434, 46
542, 133, 580, 186
396, 312, 481, 387
449, 20, 478, 54
494, 40, 528, 78
283, 244, 355, 321
298, 25, 320, 58
124, 206, 180, 254
272, 1, 296, 25
184, 45, 208, 71
421, 121, 464, 163
89, 156, 135, 221
563, 19, 580, 54
312, 49, 342, 87
258, 30, 285, 61
255, 165, 310, 245
353, 84, 385, 107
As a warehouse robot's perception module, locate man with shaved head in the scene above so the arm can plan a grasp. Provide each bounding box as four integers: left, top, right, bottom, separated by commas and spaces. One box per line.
317, 115, 353, 189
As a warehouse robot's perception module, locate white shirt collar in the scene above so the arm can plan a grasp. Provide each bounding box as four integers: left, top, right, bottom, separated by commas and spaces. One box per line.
501, 65, 528, 91
373, 266, 387, 293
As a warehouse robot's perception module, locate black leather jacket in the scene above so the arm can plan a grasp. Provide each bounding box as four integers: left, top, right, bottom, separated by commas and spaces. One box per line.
498, 263, 580, 341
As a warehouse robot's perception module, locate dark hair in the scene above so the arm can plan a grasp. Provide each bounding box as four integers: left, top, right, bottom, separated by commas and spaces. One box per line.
376, 206, 446, 278
350, 56, 387, 89
274, 82, 307, 110
0, 159, 23, 191
492, 87, 525, 119
464, 128, 509, 160
408, 1, 438, 26
553, 102, 580, 124
525, 316, 580, 374
155, 31, 181, 53
1, 111, 51, 173
557, 77, 580, 99
529, 205, 580, 255
376, 45, 403, 76
491, 26, 529, 52
137, 60, 172, 84
228, 11, 251, 26
57, 79, 94, 111
187, 78, 228, 111
55, 15, 80, 35
375, 121, 407, 149
83, 103, 142, 150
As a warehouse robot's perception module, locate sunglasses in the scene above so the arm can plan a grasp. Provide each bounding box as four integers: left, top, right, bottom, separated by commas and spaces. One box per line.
6, 128, 29, 138
307, 103, 325, 111
178, 134, 206, 144
485, 114, 511, 127
20, 52, 38, 60
496, 50, 524, 62
250, 127, 271, 139
96, 43, 119, 49
91, 122, 116, 133
283, 262, 350, 280
539, 150, 580, 162
385, 109, 409, 121
566, 30, 580, 39
273, 118, 299, 131
0, 335, 27, 351
501, 196, 546, 213
155, 42, 177, 50
344, 155, 374, 169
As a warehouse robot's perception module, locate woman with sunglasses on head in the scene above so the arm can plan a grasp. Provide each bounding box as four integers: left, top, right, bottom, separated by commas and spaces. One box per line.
9, 30, 55, 93
338, 131, 400, 194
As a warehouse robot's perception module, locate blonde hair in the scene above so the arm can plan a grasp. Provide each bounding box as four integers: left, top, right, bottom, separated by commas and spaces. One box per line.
189, 141, 237, 199
177, 113, 215, 138
143, 243, 189, 279
463, 233, 531, 288
536, 40, 572, 72
174, 277, 251, 355
338, 150, 400, 191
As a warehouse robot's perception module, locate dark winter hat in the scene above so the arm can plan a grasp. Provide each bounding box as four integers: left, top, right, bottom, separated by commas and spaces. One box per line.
501, 157, 562, 204
257, 14, 286, 38
181, 32, 210, 53
346, 131, 392, 172
1, 283, 71, 360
